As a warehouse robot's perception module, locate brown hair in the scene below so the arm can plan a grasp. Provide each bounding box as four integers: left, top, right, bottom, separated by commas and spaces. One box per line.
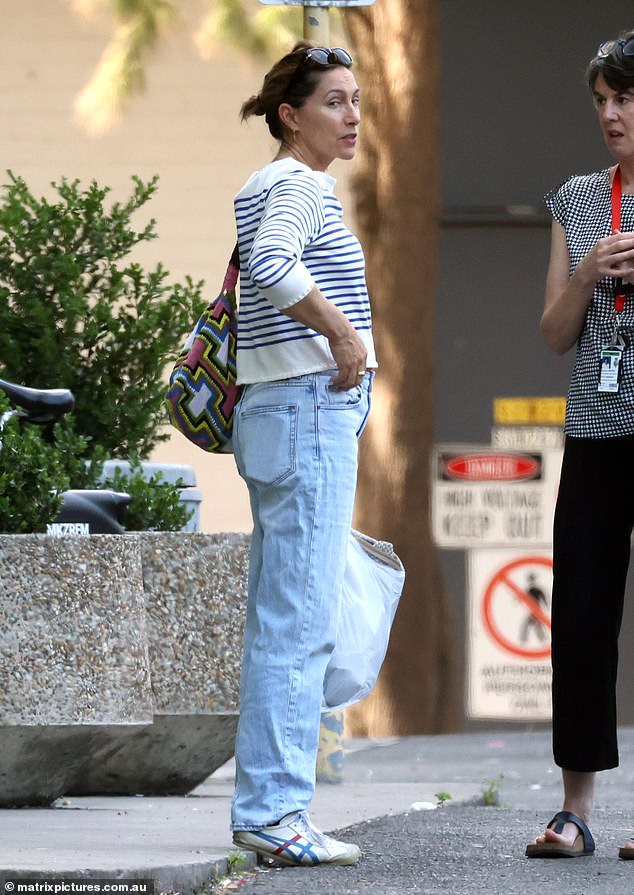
240, 41, 352, 141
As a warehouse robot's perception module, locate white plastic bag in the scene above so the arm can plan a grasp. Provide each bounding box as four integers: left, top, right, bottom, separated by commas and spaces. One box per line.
322, 529, 405, 712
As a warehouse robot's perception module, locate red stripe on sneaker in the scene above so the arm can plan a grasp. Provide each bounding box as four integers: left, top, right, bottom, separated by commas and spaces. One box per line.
273, 834, 302, 856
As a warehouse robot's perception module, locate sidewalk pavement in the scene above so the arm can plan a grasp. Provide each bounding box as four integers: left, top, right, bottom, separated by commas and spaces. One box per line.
1, 727, 633, 894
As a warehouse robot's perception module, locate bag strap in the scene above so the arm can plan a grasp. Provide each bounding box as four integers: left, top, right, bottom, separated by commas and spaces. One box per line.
223, 242, 240, 294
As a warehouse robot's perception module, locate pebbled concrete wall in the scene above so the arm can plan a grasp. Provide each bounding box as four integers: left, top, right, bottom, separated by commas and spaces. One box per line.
0, 532, 248, 805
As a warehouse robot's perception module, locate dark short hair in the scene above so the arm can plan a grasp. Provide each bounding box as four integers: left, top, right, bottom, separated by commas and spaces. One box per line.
240, 41, 353, 141
587, 28, 634, 93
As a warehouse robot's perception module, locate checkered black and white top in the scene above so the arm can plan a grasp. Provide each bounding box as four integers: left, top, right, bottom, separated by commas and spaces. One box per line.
546, 168, 634, 437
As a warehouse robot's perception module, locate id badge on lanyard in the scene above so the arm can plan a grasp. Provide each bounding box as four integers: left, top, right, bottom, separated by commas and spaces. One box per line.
599, 166, 630, 393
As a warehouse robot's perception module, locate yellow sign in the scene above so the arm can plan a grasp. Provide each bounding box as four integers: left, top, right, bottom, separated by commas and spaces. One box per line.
493, 397, 566, 426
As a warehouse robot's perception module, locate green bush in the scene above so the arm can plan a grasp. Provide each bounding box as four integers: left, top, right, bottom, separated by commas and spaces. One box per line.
52, 416, 108, 488
102, 456, 193, 532
0, 397, 191, 534
0, 172, 207, 533
52, 426, 190, 531
0, 172, 205, 459
0, 394, 69, 533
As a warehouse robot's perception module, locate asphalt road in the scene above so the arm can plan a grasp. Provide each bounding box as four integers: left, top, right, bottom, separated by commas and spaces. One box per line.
219, 805, 634, 895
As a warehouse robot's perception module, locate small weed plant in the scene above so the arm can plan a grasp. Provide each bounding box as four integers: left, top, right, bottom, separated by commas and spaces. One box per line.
479, 775, 507, 807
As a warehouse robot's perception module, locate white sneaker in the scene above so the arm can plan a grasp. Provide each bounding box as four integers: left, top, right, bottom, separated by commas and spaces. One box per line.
232, 810, 361, 866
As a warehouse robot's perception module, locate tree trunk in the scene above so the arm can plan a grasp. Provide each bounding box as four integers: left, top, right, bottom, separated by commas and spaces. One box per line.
344, 1, 462, 736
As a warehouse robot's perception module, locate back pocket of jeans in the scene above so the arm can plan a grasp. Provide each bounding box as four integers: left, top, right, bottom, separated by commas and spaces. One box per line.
237, 405, 297, 486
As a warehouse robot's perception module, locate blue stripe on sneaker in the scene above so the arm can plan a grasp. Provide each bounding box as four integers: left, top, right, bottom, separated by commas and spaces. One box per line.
251, 830, 320, 865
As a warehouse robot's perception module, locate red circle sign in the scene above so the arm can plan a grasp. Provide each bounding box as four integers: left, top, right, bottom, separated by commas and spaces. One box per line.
481, 555, 553, 659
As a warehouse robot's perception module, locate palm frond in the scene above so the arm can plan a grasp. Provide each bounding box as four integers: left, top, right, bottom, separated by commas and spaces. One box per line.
72, 0, 348, 133
68, 0, 107, 17
194, 1, 301, 61
73, 0, 179, 134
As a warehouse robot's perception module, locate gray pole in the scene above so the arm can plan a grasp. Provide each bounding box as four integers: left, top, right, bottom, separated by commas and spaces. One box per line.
309, 0, 344, 786
303, 5, 330, 42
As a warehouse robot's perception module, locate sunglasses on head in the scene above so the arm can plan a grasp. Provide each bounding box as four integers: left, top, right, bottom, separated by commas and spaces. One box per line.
300, 47, 353, 67
597, 37, 634, 59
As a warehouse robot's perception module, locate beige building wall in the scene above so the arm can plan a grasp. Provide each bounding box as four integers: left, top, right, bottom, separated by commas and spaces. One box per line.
1, 0, 355, 533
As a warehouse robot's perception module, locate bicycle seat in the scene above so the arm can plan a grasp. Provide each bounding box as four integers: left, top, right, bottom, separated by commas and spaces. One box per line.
0, 377, 75, 421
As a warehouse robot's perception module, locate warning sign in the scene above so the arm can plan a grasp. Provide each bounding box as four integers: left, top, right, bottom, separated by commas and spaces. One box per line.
492, 396, 566, 426
431, 444, 563, 548
467, 548, 553, 721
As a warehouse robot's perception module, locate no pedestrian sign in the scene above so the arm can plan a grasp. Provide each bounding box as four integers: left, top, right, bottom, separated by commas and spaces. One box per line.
467, 548, 553, 721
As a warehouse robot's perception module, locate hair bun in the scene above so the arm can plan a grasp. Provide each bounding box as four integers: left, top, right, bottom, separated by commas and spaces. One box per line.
240, 93, 265, 121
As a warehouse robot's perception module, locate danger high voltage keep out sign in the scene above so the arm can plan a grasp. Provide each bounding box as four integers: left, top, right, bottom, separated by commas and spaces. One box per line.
431, 445, 563, 549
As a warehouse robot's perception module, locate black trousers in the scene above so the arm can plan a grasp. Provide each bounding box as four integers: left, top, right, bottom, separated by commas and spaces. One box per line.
552, 435, 634, 772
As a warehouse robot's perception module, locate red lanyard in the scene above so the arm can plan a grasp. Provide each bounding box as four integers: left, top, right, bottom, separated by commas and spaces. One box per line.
611, 165, 627, 312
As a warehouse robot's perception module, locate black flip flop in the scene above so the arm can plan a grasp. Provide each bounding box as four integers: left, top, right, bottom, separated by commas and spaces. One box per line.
619, 839, 634, 860
525, 810, 595, 858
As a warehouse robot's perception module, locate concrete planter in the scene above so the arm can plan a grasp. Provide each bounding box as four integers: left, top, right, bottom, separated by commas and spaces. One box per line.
0, 531, 249, 804
139, 532, 248, 716
68, 532, 249, 796
0, 534, 153, 806
66, 712, 240, 796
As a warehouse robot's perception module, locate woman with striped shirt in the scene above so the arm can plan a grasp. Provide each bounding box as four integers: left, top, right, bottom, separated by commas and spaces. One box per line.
230, 43, 377, 867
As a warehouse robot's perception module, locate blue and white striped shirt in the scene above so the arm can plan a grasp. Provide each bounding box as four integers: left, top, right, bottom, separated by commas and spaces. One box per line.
234, 158, 377, 384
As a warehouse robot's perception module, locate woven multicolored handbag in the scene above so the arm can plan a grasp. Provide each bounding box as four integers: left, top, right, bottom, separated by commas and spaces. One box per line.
164, 245, 241, 452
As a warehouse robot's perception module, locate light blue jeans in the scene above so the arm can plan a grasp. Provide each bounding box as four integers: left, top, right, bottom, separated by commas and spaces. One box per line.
231, 370, 373, 830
